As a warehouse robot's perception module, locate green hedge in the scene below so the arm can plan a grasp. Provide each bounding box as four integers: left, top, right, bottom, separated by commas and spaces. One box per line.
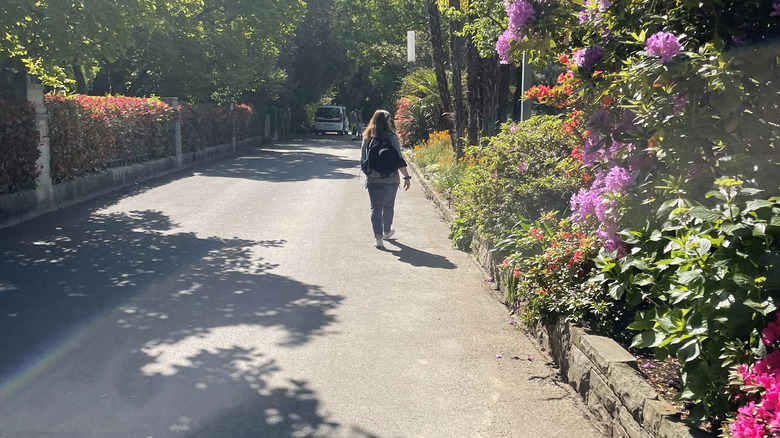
450, 115, 585, 248
179, 103, 254, 152
0, 98, 40, 193
46, 95, 174, 183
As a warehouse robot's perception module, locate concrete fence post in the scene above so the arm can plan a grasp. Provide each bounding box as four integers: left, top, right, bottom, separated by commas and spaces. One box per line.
27, 77, 53, 206
265, 113, 271, 141
231, 102, 236, 151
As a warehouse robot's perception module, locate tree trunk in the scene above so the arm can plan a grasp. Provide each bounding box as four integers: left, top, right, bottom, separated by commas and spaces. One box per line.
448, 0, 465, 158
426, 0, 452, 131
72, 63, 87, 94
496, 61, 512, 127
466, 33, 480, 147
512, 66, 524, 121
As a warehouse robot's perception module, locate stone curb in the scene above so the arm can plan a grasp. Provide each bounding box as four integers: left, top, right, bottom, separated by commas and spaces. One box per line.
406, 156, 713, 438
0, 137, 263, 229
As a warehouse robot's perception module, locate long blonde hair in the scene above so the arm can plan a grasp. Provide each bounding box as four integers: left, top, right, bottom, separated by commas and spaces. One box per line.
363, 109, 396, 140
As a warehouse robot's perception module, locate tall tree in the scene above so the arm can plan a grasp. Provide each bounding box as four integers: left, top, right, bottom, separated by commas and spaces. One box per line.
2, 0, 305, 103
330, 0, 426, 117
425, 0, 452, 121
447, 0, 466, 158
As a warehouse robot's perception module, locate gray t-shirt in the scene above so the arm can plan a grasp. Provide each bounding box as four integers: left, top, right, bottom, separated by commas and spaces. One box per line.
361, 133, 407, 184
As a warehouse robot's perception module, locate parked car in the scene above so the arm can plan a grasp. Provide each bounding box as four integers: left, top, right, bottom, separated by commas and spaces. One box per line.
314, 105, 348, 135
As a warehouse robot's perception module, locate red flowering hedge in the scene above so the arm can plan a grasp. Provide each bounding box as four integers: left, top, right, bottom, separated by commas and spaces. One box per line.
0, 98, 40, 193
46, 95, 174, 183
179, 103, 254, 152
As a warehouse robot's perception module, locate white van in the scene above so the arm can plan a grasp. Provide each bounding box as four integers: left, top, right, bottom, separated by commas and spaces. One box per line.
314, 105, 348, 135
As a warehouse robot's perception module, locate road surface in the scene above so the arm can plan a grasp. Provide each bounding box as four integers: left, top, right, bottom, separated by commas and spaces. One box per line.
0, 135, 601, 437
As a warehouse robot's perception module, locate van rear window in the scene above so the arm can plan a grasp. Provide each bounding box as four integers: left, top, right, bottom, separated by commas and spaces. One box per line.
316, 107, 341, 120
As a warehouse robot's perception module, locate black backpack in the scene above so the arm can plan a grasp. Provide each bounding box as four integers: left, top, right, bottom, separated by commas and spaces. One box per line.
361, 136, 401, 178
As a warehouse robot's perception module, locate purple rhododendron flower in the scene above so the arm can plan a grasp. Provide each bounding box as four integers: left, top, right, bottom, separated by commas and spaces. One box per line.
518, 160, 528, 173
771, 1, 780, 18
506, 0, 535, 33
573, 45, 603, 70
496, 29, 514, 64
646, 32, 681, 64
586, 108, 614, 133
671, 94, 688, 115
578, 0, 611, 23
619, 110, 638, 131
570, 187, 605, 221
597, 222, 625, 256
603, 166, 634, 193
581, 136, 620, 168
594, 197, 614, 222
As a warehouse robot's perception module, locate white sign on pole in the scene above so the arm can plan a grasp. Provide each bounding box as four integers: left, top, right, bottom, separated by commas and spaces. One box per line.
407, 31, 416, 62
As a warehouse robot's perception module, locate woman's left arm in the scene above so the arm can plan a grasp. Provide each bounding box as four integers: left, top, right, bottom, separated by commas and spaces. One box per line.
393, 134, 411, 190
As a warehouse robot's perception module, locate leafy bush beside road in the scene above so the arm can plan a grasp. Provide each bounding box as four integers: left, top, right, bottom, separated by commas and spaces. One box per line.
450, 115, 584, 248
46, 94, 174, 183
0, 98, 40, 193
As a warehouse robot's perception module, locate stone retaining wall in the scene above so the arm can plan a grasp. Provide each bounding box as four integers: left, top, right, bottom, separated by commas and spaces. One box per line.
406, 157, 713, 438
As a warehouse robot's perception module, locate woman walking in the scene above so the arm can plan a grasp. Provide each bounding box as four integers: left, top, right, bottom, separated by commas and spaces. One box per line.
360, 110, 412, 249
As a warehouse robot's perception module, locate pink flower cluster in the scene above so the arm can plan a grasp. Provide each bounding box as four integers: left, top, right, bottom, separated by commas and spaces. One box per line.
497, 30, 514, 64
496, 0, 535, 63
573, 46, 604, 70
506, 0, 535, 33
578, 0, 611, 24
645, 31, 682, 64
729, 316, 780, 438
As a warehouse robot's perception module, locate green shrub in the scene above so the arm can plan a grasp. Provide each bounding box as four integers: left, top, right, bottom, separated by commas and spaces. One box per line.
450, 115, 584, 248
46, 94, 174, 182
591, 179, 780, 423
179, 103, 255, 152
497, 213, 624, 335
0, 98, 40, 193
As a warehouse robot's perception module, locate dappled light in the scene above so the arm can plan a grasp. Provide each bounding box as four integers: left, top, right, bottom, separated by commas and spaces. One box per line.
192, 139, 360, 183
0, 205, 359, 436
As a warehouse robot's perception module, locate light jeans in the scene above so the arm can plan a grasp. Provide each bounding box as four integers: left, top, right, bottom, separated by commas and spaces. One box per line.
367, 183, 399, 238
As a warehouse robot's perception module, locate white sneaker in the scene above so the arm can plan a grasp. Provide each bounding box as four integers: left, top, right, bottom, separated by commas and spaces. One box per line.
375, 238, 385, 249
383, 229, 395, 240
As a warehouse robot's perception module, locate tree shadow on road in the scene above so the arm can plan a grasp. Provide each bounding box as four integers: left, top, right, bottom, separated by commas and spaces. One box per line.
197, 145, 359, 183
385, 241, 456, 269
0, 208, 386, 436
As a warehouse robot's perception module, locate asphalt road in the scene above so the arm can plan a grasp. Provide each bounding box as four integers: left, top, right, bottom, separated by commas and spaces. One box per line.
0, 135, 602, 437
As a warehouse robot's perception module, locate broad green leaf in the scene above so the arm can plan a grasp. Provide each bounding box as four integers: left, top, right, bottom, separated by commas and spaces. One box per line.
633, 273, 655, 286
671, 289, 692, 304
657, 315, 676, 332
609, 282, 626, 300
628, 319, 653, 330
745, 200, 773, 213
631, 330, 665, 349
732, 273, 754, 288
676, 270, 704, 285
744, 299, 778, 316
655, 258, 686, 265
688, 206, 723, 221
676, 338, 701, 363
